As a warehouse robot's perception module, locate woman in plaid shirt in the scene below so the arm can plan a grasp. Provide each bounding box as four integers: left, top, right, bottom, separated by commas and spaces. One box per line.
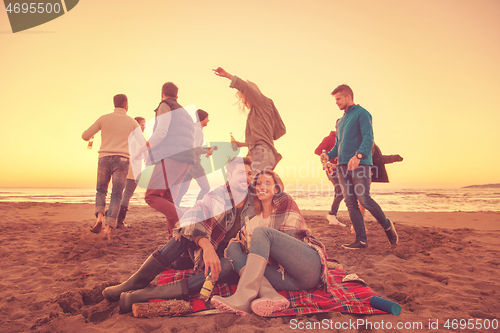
212, 170, 329, 316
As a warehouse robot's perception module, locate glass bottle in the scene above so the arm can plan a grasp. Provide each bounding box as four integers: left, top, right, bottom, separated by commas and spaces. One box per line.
230, 132, 238, 152
322, 149, 328, 170
87, 136, 94, 149
199, 273, 214, 302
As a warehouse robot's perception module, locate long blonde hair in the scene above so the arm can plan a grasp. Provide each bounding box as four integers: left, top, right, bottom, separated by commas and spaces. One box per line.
236, 80, 262, 112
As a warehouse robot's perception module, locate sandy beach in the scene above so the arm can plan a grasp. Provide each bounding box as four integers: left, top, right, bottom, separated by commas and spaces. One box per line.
1, 202, 499, 332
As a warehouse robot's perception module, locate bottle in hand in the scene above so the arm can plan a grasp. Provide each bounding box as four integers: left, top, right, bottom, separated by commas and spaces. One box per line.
199, 273, 214, 302
230, 132, 238, 152
87, 136, 94, 149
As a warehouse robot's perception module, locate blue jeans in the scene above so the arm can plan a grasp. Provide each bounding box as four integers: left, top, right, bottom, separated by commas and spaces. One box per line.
249, 144, 276, 174
95, 156, 129, 226
327, 169, 344, 216
226, 227, 322, 291
157, 236, 235, 295
337, 164, 390, 243
121, 178, 138, 207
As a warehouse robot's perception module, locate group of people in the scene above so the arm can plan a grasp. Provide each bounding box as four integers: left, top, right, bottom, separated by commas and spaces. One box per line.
83, 69, 400, 316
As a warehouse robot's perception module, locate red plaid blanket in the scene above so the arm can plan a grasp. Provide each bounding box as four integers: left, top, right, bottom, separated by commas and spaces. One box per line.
155, 268, 385, 316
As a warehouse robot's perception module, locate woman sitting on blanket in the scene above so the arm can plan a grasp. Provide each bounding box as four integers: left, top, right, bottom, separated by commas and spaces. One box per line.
211, 170, 330, 316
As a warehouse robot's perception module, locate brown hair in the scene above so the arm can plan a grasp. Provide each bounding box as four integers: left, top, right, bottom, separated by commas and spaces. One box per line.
331, 84, 354, 99
251, 170, 284, 215
134, 117, 145, 124
226, 156, 252, 175
162, 82, 178, 98
113, 94, 128, 108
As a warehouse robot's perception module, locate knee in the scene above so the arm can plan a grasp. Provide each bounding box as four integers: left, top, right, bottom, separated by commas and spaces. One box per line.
252, 226, 271, 239
145, 193, 154, 205
226, 242, 244, 259
219, 258, 235, 277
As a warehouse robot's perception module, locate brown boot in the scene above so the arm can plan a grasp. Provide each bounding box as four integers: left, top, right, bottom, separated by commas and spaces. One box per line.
119, 279, 189, 313
102, 251, 170, 301
210, 253, 267, 316
250, 277, 289, 316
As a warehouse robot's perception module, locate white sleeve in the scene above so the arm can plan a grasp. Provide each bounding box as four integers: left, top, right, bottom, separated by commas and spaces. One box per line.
148, 103, 172, 148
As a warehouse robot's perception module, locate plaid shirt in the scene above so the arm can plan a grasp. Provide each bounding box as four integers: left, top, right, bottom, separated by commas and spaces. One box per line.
264, 193, 331, 289
173, 183, 256, 273
226, 192, 330, 289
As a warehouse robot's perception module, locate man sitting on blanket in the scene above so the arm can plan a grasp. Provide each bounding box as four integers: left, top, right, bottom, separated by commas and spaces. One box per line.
102, 156, 256, 313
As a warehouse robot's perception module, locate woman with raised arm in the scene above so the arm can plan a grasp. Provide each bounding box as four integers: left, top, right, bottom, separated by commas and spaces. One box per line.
213, 67, 286, 173
211, 170, 330, 316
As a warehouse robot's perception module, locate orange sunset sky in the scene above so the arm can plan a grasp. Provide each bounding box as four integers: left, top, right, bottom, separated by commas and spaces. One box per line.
1, 0, 499, 190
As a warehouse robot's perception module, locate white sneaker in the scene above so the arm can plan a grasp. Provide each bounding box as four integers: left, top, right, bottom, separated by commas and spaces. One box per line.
326, 214, 346, 227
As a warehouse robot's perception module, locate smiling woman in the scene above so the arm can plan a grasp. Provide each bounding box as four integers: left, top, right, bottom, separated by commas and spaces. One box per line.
211, 169, 330, 317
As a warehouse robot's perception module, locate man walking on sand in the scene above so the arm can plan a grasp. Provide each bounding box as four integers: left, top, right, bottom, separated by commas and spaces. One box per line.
143, 82, 195, 238
82, 94, 139, 240
321, 84, 398, 250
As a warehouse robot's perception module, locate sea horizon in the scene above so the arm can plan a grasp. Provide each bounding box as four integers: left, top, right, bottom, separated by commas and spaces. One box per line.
1, 186, 499, 213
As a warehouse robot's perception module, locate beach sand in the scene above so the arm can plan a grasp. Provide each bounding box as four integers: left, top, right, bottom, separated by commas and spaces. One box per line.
1, 202, 499, 332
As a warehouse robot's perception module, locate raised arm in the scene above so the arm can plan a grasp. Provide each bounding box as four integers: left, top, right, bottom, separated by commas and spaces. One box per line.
213, 67, 233, 80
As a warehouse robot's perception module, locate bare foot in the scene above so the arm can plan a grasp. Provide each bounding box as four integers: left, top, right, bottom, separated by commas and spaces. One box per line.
102, 225, 112, 240
90, 214, 103, 233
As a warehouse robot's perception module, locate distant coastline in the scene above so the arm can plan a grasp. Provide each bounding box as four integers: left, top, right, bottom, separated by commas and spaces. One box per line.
462, 183, 500, 189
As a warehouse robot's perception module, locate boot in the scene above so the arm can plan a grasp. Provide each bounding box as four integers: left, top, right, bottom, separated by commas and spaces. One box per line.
102, 251, 170, 301
119, 279, 189, 313
250, 277, 289, 317
211, 253, 267, 316
116, 206, 129, 228
384, 219, 398, 245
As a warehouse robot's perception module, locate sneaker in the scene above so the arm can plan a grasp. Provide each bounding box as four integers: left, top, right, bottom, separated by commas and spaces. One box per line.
326, 214, 346, 227
385, 220, 398, 245
342, 240, 368, 250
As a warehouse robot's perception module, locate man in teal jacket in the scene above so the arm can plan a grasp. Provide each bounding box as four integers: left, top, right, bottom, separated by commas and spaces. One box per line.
322, 84, 398, 250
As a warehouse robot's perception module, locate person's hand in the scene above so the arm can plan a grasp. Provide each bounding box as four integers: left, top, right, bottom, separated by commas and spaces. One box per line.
320, 153, 329, 164
395, 155, 403, 162
234, 140, 247, 148
348, 155, 360, 171
198, 238, 221, 281
236, 229, 247, 244
213, 67, 233, 80
202, 247, 221, 282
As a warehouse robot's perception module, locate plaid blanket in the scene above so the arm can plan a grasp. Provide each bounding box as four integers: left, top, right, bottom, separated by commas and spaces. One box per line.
156, 268, 385, 316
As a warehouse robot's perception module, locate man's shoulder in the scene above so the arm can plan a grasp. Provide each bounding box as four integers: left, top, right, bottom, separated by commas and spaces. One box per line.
352, 105, 370, 115
207, 183, 230, 199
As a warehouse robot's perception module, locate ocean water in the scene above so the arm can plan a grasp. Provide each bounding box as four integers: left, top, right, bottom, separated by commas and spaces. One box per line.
0, 187, 498, 212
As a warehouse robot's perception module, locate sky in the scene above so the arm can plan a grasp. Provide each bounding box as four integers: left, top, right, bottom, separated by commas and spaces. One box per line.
1, 0, 499, 190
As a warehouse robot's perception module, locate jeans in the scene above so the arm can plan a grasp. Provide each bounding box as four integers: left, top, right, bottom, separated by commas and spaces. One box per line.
249, 144, 276, 174
174, 163, 210, 206
337, 164, 390, 243
157, 236, 235, 295
226, 227, 322, 291
145, 158, 191, 235
120, 178, 138, 207
95, 155, 129, 227
327, 169, 344, 216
